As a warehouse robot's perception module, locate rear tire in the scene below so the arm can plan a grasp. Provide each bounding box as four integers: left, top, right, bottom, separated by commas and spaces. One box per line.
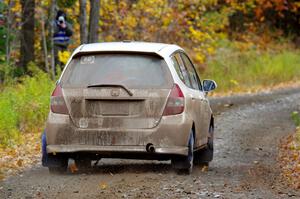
172, 130, 194, 174
75, 158, 92, 171
48, 155, 69, 174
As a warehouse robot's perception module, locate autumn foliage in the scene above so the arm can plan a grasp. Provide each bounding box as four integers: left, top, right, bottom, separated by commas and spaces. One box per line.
1, 0, 300, 70
279, 112, 300, 189
279, 130, 300, 189
0, 0, 299, 182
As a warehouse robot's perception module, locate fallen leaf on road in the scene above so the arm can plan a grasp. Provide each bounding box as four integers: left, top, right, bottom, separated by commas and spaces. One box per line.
279, 130, 300, 189
0, 133, 41, 180
201, 165, 208, 172
99, 182, 108, 189
224, 103, 234, 108
69, 162, 78, 173
17, 159, 23, 167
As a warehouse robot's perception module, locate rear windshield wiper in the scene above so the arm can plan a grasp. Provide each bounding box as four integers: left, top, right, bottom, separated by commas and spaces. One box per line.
87, 83, 133, 96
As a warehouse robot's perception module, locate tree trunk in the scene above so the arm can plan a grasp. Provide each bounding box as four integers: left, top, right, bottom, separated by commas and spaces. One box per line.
50, 0, 56, 79
88, 0, 100, 43
41, 11, 49, 74
5, 0, 14, 65
79, 0, 88, 44
20, 0, 35, 70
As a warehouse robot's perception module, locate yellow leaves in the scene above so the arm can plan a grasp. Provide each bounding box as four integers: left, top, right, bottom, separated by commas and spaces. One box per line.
279, 128, 300, 189
123, 15, 137, 29
16, 159, 23, 167
188, 26, 213, 43
99, 182, 108, 189
207, 47, 215, 54
230, 79, 239, 86
58, 51, 71, 65
234, 40, 254, 52
98, 0, 226, 66
195, 53, 205, 64
162, 13, 172, 27
8, 0, 21, 13
0, 133, 40, 180
105, 35, 115, 42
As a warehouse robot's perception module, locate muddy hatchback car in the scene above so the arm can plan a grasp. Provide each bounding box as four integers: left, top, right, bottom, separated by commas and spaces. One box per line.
42, 42, 217, 174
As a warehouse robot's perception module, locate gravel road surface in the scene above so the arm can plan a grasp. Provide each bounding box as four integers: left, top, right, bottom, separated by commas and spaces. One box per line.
1, 88, 300, 199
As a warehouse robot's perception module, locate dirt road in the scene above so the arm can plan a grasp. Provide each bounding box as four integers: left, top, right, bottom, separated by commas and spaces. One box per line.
1, 88, 300, 199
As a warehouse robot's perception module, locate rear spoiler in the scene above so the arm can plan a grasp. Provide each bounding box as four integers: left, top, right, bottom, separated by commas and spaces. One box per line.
72, 51, 164, 59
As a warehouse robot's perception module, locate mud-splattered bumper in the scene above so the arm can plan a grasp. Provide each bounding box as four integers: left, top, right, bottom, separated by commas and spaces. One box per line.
45, 111, 192, 157
46, 145, 188, 156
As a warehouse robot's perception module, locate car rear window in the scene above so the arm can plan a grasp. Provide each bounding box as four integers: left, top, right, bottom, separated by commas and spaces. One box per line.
60, 53, 173, 89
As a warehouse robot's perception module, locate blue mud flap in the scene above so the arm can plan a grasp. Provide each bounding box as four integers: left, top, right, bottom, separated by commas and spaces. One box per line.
41, 131, 48, 166
41, 131, 64, 167
171, 132, 194, 169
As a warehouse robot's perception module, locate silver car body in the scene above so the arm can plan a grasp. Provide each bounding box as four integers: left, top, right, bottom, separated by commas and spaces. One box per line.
45, 42, 213, 158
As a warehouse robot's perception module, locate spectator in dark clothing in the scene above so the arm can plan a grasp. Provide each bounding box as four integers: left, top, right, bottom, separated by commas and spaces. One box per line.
53, 10, 73, 73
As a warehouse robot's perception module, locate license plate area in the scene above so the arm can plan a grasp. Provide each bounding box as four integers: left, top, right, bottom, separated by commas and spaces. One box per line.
86, 100, 130, 116
77, 131, 115, 145
73, 131, 139, 146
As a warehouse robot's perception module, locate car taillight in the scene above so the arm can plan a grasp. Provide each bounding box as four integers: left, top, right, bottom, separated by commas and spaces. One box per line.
163, 84, 185, 116
50, 85, 68, 114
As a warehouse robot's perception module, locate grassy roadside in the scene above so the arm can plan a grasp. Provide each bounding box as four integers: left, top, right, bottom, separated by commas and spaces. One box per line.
0, 64, 54, 179
279, 112, 300, 189
0, 64, 54, 147
204, 44, 300, 94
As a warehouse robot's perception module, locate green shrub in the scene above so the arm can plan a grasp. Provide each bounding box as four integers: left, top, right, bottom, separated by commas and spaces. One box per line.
0, 89, 19, 146
291, 111, 300, 127
204, 46, 300, 92
0, 63, 54, 147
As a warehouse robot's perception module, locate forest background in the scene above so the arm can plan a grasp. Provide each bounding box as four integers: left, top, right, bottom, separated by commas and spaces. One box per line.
0, 1, 300, 181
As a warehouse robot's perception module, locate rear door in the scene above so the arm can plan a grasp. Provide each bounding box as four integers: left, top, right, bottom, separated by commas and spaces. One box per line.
179, 52, 209, 146
60, 53, 173, 130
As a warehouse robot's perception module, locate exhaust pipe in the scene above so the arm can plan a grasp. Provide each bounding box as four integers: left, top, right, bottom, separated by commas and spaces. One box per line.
146, 143, 155, 153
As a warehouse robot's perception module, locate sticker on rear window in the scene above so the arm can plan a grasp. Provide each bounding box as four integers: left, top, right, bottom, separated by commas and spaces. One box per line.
80, 56, 95, 64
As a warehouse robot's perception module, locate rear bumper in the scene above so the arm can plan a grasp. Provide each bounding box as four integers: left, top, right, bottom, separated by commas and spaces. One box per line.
45, 112, 193, 149
47, 145, 188, 156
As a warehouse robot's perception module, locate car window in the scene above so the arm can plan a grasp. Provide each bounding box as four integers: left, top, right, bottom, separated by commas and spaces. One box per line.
174, 53, 192, 88
170, 56, 184, 82
60, 53, 173, 89
180, 53, 202, 90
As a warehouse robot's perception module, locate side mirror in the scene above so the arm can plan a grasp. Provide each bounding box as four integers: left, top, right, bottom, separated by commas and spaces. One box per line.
203, 79, 217, 92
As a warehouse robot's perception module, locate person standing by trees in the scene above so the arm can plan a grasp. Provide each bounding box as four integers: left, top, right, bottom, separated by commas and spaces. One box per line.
53, 10, 73, 73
